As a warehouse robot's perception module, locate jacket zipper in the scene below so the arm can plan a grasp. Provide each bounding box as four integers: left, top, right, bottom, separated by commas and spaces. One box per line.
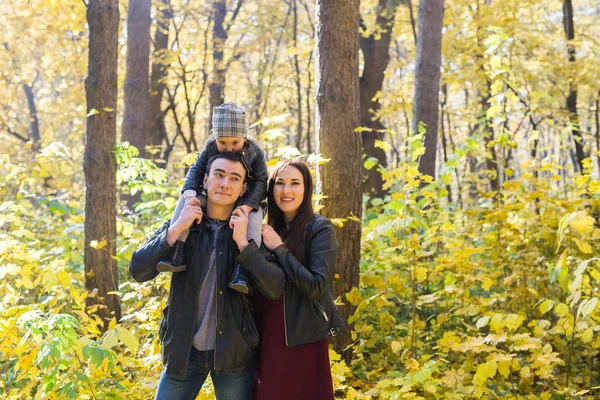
213, 227, 219, 371
183, 241, 199, 373
240, 150, 252, 180
314, 300, 329, 322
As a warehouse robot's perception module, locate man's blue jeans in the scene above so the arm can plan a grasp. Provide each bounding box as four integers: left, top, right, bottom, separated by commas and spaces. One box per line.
155, 348, 254, 400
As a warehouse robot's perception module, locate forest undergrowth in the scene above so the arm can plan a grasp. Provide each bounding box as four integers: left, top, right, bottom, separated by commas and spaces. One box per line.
1, 142, 599, 399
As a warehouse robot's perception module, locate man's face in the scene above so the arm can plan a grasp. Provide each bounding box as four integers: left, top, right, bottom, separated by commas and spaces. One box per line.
203, 158, 247, 207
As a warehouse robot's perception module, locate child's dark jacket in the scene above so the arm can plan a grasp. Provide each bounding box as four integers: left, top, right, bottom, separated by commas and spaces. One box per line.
182, 138, 268, 210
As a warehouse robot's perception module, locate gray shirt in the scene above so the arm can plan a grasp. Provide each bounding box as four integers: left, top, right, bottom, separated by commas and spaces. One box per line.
192, 217, 228, 351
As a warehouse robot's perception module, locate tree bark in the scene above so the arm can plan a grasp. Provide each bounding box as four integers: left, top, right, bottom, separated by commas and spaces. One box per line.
209, 0, 228, 128
148, 0, 170, 162
413, 0, 444, 179
22, 83, 41, 151
481, 88, 499, 190
315, 0, 361, 363
595, 91, 600, 172
122, 0, 151, 157
562, 0, 585, 173
359, 0, 400, 198
84, 0, 121, 329
292, 0, 303, 151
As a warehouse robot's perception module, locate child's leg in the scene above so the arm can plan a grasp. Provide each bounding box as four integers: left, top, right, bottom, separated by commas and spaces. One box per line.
228, 208, 263, 294
170, 196, 190, 243
246, 208, 264, 247
157, 194, 195, 273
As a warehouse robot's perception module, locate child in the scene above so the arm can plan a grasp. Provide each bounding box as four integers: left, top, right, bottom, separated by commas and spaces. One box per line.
157, 102, 268, 295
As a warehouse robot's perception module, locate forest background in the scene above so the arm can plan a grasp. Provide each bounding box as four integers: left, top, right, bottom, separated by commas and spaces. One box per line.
1, 0, 600, 398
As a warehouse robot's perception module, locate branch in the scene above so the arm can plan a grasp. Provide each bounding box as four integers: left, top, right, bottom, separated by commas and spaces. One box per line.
3, 125, 29, 142
407, 0, 417, 45
225, 0, 245, 34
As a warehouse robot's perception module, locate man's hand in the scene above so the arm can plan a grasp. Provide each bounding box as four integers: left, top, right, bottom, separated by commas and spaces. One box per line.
167, 197, 203, 246
261, 224, 283, 251
230, 207, 249, 251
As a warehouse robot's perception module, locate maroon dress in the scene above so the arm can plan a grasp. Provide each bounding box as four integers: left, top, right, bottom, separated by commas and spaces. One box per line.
254, 293, 334, 400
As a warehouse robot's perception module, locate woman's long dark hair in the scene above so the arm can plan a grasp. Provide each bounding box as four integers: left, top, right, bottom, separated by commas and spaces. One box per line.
266, 160, 315, 263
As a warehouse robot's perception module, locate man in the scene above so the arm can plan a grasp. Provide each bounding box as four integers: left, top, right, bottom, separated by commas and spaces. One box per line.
130, 152, 284, 399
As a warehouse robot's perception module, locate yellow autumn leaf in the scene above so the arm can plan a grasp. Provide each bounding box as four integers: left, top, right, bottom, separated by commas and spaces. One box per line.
504, 314, 524, 331
569, 211, 595, 235
415, 267, 427, 283
411, 146, 425, 161
481, 278, 493, 291
473, 360, 497, 385
115, 326, 138, 353
539, 299, 554, 315
498, 360, 511, 378
405, 358, 419, 370
345, 287, 362, 306
573, 237, 593, 254
102, 329, 118, 349
580, 328, 593, 343
490, 313, 504, 332
89, 239, 107, 249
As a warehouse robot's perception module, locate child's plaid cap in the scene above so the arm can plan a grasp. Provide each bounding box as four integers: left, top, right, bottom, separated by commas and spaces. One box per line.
212, 102, 248, 138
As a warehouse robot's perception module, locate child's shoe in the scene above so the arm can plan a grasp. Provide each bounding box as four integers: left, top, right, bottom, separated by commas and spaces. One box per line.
228, 263, 249, 294
156, 240, 187, 272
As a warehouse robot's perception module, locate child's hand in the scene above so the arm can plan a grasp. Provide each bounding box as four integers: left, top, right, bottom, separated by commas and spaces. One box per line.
261, 225, 283, 251
183, 190, 198, 206
236, 204, 254, 215
230, 207, 249, 251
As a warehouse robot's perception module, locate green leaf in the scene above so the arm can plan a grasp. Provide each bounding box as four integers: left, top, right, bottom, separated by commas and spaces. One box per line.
364, 157, 378, 170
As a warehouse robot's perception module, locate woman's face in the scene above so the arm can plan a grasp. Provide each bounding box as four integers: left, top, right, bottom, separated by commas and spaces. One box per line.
273, 165, 305, 222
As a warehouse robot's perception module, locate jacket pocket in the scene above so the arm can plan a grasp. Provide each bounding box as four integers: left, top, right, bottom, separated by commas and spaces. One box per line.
241, 298, 260, 349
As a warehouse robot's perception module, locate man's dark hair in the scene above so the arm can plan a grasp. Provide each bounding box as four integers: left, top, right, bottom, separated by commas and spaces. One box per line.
206, 151, 249, 182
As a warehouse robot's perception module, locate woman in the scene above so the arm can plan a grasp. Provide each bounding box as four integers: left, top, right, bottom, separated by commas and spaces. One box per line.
255, 160, 346, 400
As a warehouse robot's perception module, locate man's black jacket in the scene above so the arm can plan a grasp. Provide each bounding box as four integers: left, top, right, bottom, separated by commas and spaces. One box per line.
182, 139, 268, 210
129, 218, 285, 378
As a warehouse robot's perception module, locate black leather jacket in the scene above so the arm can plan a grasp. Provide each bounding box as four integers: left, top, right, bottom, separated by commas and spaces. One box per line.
271, 214, 346, 346
129, 219, 285, 378
182, 139, 268, 210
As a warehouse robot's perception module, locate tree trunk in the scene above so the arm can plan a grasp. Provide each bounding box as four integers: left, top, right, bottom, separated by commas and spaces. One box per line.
84, 0, 121, 329
209, 0, 227, 129
440, 83, 452, 202
122, 0, 151, 157
481, 88, 499, 190
315, 0, 361, 363
413, 0, 444, 179
595, 91, 599, 172
292, 0, 303, 151
22, 83, 41, 151
562, 0, 585, 173
359, 0, 399, 198
148, 0, 170, 163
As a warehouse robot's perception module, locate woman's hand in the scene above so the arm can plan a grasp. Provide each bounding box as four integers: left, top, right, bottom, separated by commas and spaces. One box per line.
261, 224, 284, 251
230, 207, 249, 251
